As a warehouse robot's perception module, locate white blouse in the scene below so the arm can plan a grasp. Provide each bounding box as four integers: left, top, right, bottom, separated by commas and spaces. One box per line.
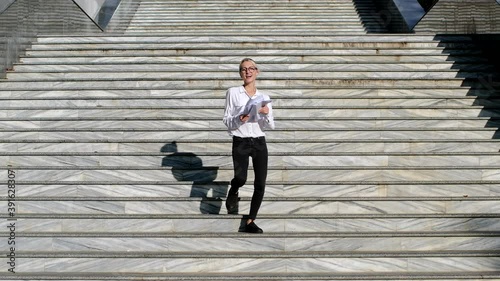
223, 86, 275, 138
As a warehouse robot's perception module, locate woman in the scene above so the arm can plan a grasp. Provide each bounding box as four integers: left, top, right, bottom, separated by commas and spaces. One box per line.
222, 58, 275, 233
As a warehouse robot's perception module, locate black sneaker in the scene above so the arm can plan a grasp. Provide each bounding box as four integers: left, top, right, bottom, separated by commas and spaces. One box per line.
244, 221, 263, 233
225, 192, 239, 214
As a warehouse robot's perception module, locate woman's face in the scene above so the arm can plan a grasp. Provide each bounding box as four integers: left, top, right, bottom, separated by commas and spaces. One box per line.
239, 60, 259, 85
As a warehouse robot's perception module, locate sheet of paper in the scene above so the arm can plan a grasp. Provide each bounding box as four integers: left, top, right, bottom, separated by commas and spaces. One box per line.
241, 96, 272, 122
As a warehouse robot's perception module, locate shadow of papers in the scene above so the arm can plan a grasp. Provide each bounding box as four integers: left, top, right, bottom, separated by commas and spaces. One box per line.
161, 141, 228, 214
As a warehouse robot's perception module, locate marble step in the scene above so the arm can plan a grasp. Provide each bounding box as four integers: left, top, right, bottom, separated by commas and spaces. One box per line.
7, 70, 483, 80
3, 88, 496, 99
31, 34, 467, 43
110, 28, 367, 36
136, 7, 363, 11
13, 251, 500, 258
122, 27, 367, 33
2, 139, 500, 153
123, 20, 365, 25
0, 93, 485, 104
16, 56, 489, 67
27, 40, 481, 50
3, 98, 495, 109
103, 28, 370, 36
4, 151, 500, 165
0, 96, 495, 107
0, 129, 498, 140
116, 27, 361, 34
130, 7, 364, 13
0, 272, 498, 281
134, 3, 360, 8
0, 118, 496, 129
9, 256, 500, 274
29, 39, 463, 48
129, 11, 364, 17
5, 215, 500, 232
21, 48, 486, 60
124, 19, 393, 25
23, 46, 482, 56
124, 25, 364, 31
4, 167, 500, 183
127, 17, 364, 23
136, 4, 365, 10
0, 79, 478, 91
1, 108, 498, 118
5, 231, 500, 252
14, 54, 488, 64
133, 8, 361, 13
128, 11, 372, 16
132, 16, 364, 21
135, 0, 365, 3
5, 195, 500, 215
5, 152, 500, 165
15, 63, 494, 72
132, 1, 361, 6
24, 53, 484, 66
11, 181, 500, 197
134, 0, 362, 3
29, 35, 490, 52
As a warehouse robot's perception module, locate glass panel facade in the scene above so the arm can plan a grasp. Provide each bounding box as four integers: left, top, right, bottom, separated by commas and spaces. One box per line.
0, 0, 16, 14
0, 0, 121, 78
73, 0, 121, 30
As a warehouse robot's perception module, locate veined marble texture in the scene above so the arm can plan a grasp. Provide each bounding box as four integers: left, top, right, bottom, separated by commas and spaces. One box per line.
284, 183, 500, 197
9, 199, 500, 216
0, 78, 467, 91
2, 97, 484, 108
7, 71, 466, 81
2, 108, 493, 119
20, 52, 455, 66
9, 167, 496, 183
3, 217, 499, 233
10, 182, 500, 198
6, 236, 500, 253
13, 62, 462, 73
33, 35, 441, 44
1, 129, 496, 141
9, 257, 500, 273
3, 98, 224, 107
6, 154, 500, 168
3, 140, 499, 154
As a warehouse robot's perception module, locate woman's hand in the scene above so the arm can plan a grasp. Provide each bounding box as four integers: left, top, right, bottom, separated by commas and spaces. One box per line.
240, 114, 250, 123
259, 105, 269, 115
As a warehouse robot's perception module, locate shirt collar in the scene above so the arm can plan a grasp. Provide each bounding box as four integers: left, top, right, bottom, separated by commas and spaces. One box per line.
239, 85, 260, 98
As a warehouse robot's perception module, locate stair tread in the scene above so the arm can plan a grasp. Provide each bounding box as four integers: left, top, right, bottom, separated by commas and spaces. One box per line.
13, 250, 500, 258
1, 271, 499, 279
12, 231, 500, 237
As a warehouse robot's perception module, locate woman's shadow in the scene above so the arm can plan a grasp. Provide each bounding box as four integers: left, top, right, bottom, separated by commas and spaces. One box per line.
161, 141, 228, 214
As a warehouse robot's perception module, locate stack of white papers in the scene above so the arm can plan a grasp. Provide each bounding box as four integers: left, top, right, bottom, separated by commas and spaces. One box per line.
240, 96, 272, 122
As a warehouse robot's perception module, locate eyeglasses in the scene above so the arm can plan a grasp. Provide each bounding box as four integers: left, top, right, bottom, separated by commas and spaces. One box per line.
240, 67, 258, 72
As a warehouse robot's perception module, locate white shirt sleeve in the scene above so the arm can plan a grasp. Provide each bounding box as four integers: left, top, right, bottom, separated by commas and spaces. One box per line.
258, 95, 275, 130
222, 88, 243, 131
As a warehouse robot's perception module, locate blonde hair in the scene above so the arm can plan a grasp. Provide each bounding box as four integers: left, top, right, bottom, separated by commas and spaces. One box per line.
239, 58, 258, 71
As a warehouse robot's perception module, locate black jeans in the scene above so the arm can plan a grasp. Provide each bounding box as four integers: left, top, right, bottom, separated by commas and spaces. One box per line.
228, 136, 268, 220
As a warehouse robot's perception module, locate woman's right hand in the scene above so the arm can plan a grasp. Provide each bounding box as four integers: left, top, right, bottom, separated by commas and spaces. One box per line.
240, 114, 249, 123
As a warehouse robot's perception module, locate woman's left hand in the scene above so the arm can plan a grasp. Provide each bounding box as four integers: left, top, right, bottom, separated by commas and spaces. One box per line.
259, 105, 269, 115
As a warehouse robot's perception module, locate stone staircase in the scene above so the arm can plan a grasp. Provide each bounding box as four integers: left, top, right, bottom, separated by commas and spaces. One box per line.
1, 0, 500, 280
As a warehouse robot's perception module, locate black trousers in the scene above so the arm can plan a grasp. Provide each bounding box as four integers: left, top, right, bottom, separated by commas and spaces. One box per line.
228, 136, 268, 220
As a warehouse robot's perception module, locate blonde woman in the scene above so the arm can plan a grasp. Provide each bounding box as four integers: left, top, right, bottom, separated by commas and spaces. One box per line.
222, 58, 275, 233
